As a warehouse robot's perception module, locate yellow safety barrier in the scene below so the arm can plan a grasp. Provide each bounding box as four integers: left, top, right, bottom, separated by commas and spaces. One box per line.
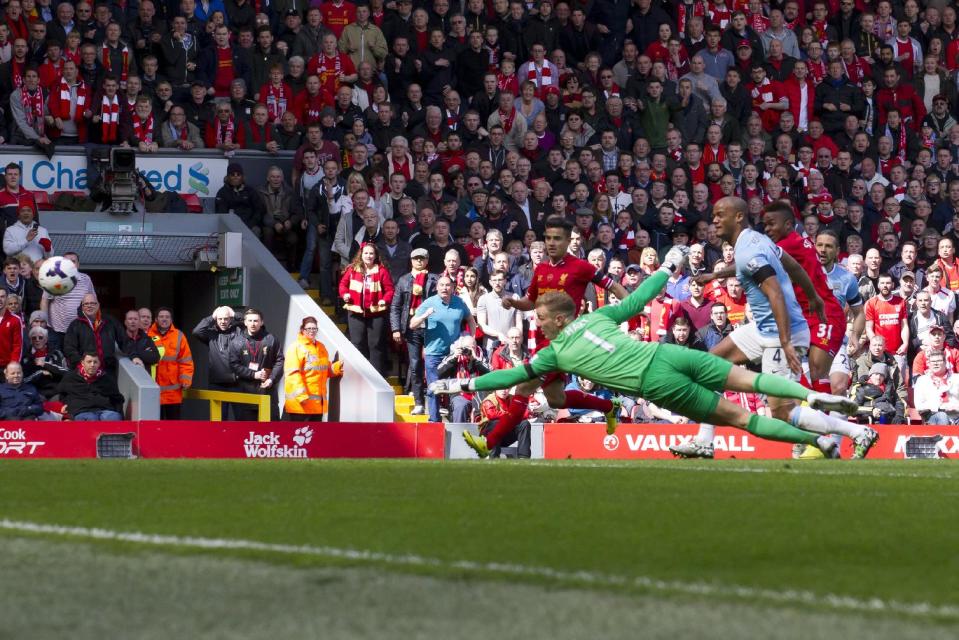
182, 388, 272, 422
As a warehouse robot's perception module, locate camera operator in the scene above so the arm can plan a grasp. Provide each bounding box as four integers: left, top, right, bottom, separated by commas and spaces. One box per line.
89, 167, 157, 214
435, 335, 489, 422
88, 147, 157, 215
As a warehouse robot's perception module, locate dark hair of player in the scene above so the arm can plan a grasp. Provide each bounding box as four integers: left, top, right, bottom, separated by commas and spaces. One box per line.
544, 215, 573, 236
763, 200, 793, 220
816, 228, 840, 244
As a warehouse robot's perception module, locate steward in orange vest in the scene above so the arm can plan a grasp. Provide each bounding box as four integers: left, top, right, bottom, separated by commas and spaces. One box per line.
148, 308, 194, 420
283, 317, 343, 419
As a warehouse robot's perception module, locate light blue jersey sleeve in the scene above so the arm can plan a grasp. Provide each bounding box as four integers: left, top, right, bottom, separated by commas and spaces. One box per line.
734, 229, 807, 338
827, 265, 863, 309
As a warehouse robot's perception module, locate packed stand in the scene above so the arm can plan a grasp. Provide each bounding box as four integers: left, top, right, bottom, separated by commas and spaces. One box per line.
3, 0, 959, 424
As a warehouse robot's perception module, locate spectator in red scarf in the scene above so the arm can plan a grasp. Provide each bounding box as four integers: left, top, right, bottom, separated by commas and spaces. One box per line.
205, 100, 241, 151
240, 103, 279, 153
89, 74, 122, 145
122, 94, 160, 153
339, 243, 394, 374
58, 352, 124, 421
9, 65, 54, 156
257, 63, 293, 123
63, 294, 125, 373
45, 59, 90, 144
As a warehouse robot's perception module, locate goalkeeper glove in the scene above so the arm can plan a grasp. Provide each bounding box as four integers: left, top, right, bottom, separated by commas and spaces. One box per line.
429, 378, 469, 395
660, 245, 689, 274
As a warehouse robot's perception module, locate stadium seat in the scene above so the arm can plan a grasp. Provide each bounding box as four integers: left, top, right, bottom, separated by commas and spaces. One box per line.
52, 190, 87, 202
183, 194, 203, 213
33, 190, 53, 211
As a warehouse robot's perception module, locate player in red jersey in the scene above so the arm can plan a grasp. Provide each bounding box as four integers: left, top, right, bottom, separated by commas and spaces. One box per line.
482, 216, 629, 449
698, 201, 844, 392
762, 202, 846, 393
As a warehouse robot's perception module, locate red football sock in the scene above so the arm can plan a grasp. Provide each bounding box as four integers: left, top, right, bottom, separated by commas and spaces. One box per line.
562, 390, 613, 413
485, 396, 528, 448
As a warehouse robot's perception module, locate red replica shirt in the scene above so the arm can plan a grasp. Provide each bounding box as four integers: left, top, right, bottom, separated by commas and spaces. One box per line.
776, 232, 844, 324
864, 295, 908, 352
320, 1, 356, 38
214, 47, 234, 96
718, 290, 746, 326
527, 255, 614, 350
307, 52, 356, 97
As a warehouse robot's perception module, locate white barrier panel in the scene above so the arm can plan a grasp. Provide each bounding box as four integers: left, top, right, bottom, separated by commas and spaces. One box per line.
445, 423, 545, 459
0, 152, 228, 196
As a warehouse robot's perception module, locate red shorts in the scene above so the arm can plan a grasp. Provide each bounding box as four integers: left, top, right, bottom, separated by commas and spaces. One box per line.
807, 315, 845, 357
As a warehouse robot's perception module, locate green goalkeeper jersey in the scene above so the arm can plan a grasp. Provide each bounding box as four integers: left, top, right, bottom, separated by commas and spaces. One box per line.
470, 270, 670, 395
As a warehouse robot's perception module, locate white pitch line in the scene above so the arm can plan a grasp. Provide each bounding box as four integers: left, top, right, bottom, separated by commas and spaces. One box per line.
0, 518, 956, 621
525, 460, 959, 479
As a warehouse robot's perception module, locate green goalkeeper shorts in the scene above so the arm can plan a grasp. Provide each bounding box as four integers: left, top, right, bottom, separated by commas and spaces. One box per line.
640, 343, 734, 424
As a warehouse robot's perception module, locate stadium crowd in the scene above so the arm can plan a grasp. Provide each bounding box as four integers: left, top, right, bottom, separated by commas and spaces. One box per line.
0, 252, 344, 421
4, 0, 959, 426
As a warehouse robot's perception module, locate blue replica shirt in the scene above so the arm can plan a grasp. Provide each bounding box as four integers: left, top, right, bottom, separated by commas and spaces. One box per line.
734, 228, 807, 339
825, 263, 863, 309
418, 294, 471, 356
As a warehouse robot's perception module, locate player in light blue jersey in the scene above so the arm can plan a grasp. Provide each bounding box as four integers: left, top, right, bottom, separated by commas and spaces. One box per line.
671, 198, 878, 459
816, 229, 866, 399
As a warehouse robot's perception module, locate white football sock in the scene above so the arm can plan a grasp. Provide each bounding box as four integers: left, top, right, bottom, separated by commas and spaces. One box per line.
828, 413, 846, 449
695, 423, 715, 446
791, 406, 863, 437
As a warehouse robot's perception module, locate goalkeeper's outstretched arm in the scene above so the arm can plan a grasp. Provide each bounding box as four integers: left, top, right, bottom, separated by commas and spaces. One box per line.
432, 350, 556, 394
601, 246, 685, 324
602, 269, 669, 324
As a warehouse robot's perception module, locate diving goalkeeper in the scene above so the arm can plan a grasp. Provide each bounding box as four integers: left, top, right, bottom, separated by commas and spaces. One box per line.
431, 247, 861, 459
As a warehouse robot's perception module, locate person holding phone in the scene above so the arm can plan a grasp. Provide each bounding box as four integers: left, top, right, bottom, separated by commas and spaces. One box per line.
2, 205, 51, 262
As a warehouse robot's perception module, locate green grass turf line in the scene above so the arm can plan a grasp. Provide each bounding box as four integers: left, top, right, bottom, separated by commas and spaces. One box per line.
0, 459, 956, 618
4, 536, 957, 640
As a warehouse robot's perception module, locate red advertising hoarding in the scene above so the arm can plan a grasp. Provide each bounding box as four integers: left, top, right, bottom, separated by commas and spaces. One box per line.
543, 423, 958, 460
0, 423, 139, 458
0, 421, 954, 459
0, 422, 446, 459
137, 421, 446, 459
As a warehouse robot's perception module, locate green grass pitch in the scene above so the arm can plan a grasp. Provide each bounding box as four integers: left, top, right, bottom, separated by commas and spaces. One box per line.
0, 459, 957, 639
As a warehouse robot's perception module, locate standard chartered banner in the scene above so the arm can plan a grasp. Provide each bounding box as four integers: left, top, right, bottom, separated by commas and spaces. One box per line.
0, 152, 227, 196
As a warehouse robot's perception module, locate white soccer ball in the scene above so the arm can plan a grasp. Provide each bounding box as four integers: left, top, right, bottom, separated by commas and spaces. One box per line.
38, 256, 79, 296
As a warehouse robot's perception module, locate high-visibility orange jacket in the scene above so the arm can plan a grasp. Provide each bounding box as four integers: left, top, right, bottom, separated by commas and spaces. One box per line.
283, 332, 342, 415
148, 324, 195, 405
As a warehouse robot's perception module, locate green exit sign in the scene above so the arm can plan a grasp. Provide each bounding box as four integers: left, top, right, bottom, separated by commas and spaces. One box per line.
215, 268, 245, 307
